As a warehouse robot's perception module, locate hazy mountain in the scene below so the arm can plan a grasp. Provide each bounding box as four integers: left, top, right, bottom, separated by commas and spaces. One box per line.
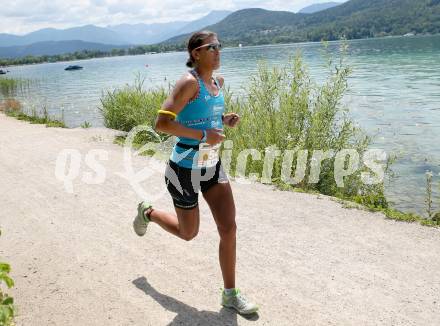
0, 10, 234, 58
176, 10, 232, 35
108, 11, 232, 44
0, 34, 23, 47
0, 25, 129, 47
107, 22, 188, 45
0, 10, 233, 50
29, 25, 129, 44
298, 2, 342, 13
0, 40, 126, 58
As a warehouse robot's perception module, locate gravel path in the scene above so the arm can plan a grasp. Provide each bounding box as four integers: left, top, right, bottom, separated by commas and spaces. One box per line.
1, 113, 439, 326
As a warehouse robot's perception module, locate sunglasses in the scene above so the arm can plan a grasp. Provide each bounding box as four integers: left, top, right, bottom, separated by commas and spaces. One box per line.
194, 42, 222, 52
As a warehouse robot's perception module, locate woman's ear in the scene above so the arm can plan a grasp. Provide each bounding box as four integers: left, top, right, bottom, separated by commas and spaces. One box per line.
191, 49, 199, 62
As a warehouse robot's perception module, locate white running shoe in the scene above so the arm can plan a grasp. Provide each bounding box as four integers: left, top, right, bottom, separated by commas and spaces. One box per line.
133, 201, 152, 236
221, 288, 259, 315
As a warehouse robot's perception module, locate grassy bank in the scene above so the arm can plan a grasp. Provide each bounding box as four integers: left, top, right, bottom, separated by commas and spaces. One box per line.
0, 78, 31, 98
100, 75, 167, 133
0, 99, 65, 128
222, 47, 381, 201
0, 77, 65, 128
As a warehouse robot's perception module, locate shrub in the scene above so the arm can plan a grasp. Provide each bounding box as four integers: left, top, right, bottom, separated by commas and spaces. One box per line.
0, 230, 15, 326
223, 45, 388, 203
100, 75, 167, 132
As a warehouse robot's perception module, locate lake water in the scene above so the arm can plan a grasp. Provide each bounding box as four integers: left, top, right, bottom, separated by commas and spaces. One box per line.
2, 35, 440, 216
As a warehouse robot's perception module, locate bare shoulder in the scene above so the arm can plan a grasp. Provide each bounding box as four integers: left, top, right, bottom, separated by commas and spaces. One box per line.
175, 72, 198, 93
161, 71, 199, 112
216, 75, 225, 88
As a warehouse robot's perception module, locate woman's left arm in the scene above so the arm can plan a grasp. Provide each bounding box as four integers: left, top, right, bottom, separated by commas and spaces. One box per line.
217, 75, 240, 128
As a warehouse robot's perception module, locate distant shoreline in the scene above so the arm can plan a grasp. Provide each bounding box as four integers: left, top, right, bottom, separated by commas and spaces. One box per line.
1, 33, 438, 69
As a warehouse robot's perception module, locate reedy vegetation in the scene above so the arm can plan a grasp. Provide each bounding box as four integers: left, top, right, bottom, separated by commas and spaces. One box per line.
0, 77, 66, 128
100, 75, 167, 133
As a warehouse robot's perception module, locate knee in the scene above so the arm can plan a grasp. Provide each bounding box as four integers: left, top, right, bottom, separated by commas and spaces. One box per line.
180, 229, 199, 241
217, 221, 237, 239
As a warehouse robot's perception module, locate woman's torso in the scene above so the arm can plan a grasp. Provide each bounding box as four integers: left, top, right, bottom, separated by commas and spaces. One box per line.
169, 69, 225, 169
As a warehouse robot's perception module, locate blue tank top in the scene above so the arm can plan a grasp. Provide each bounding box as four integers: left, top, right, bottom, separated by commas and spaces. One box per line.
169, 69, 225, 169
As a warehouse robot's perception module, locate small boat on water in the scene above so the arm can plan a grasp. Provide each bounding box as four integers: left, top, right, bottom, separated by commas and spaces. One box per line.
64, 65, 83, 71
0, 69, 8, 75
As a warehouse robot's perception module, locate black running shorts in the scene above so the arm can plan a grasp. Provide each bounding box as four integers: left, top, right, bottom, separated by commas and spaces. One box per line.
164, 159, 228, 210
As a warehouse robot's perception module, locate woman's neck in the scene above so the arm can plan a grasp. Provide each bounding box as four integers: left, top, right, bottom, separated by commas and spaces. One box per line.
195, 67, 213, 84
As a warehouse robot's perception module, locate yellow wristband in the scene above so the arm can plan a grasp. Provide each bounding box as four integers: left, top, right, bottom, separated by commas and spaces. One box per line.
157, 110, 177, 119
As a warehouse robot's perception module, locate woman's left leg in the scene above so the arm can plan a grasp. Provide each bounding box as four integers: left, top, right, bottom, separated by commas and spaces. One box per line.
202, 182, 236, 289
202, 181, 259, 314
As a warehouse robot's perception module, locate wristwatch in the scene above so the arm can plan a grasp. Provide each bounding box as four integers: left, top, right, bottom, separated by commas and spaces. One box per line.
200, 129, 207, 143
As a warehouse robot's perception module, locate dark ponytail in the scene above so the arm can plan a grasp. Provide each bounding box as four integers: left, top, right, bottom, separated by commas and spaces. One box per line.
186, 30, 217, 68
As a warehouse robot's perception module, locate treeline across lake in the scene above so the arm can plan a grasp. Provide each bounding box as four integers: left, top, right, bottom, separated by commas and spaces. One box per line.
0, 43, 184, 67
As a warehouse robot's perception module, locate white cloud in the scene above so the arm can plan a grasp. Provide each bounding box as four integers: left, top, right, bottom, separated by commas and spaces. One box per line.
0, 0, 345, 35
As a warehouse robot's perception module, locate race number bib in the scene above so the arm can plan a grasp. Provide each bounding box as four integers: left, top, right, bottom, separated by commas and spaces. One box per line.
197, 143, 220, 168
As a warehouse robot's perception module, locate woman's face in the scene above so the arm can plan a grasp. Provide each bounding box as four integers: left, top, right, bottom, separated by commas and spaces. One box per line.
192, 35, 221, 71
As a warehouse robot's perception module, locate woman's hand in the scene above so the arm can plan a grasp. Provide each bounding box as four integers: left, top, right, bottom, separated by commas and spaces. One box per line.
223, 113, 240, 128
206, 128, 225, 145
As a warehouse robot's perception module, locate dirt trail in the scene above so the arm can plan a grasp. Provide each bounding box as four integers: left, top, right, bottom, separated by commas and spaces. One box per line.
0, 113, 439, 326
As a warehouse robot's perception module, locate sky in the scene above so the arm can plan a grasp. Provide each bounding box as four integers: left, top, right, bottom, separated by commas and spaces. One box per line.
0, 0, 345, 35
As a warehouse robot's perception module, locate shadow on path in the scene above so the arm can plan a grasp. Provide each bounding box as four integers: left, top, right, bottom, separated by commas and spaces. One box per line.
133, 276, 259, 325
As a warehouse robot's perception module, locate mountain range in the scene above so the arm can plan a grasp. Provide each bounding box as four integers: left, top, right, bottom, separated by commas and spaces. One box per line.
1, 1, 440, 60
0, 25, 128, 48
0, 3, 343, 50
166, 0, 440, 45
0, 10, 231, 54
106, 10, 231, 45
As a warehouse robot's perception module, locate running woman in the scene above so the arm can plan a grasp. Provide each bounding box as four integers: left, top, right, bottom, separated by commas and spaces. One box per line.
133, 30, 259, 315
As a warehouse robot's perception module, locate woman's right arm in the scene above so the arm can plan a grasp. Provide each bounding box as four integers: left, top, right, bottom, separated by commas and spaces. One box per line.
155, 74, 202, 140
155, 74, 224, 145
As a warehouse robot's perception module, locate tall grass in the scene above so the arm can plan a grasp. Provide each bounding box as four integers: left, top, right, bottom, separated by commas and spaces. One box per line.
437, 181, 440, 224
100, 75, 167, 132
425, 171, 434, 219
224, 46, 388, 206
0, 77, 31, 99
0, 76, 63, 127
425, 171, 440, 224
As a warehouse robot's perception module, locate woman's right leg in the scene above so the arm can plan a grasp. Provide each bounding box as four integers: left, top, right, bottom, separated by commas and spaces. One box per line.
139, 159, 200, 241
147, 206, 200, 241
